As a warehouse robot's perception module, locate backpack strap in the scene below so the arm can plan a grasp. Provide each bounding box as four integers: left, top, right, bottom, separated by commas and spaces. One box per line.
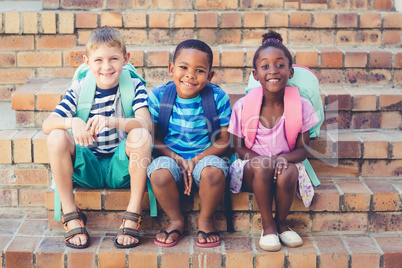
158, 81, 177, 139
118, 69, 135, 119
241, 86, 264, 149
75, 71, 97, 122
283, 86, 302, 151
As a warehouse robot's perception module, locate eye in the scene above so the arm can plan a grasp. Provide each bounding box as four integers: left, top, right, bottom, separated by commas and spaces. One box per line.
95, 59, 102, 62
261, 64, 268, 69
196, 69, 205, 73
111, 57, 118, 61
277, 64, 285, 68
179, 66, 187, 70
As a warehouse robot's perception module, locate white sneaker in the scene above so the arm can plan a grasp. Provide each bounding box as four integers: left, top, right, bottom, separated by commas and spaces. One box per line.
259, 231, 281, 252
278, 229, 303, 247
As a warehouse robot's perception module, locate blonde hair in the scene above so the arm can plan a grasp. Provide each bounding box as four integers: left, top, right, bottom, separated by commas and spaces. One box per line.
85, 26, 126, 56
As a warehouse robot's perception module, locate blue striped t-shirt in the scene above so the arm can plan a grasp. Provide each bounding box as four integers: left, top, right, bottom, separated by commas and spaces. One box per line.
148, 83, 231, 160
53, 77, 148, 157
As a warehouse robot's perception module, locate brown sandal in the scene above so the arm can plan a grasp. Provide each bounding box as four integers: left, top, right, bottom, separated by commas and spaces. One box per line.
63, 209, 90, 249
114, 211, 142, 248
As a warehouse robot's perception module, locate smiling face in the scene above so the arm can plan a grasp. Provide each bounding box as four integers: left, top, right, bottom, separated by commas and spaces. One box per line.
84, 45, 130, 90
169, 48, 214, 99
253, 46, 294, 94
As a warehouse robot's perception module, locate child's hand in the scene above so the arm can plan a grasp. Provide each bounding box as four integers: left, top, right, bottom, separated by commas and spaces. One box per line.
274, 156, 288, 182
178, 158, 194, 196
72, 118, 95, 146
86, 115, 110, 137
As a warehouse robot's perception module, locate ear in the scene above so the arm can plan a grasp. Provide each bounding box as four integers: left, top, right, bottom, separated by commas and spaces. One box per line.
83, 55, 90, 66
168, 62, 174, 77
252, 68, 259, 81
123, 52, 130, 65
206, 70, 215, 83
289, 66, 294, 79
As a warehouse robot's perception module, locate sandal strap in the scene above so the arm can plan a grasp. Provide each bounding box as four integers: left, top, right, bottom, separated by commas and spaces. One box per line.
62, 209, 87, 226
122, 212, 141, 229
65, 227, 89, 241
197, 231, 219, 239
116, 227, 140, 239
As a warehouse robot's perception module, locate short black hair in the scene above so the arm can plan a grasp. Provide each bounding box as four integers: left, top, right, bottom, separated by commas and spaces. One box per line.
253, 30, 293, 69
173, 39, 213, 70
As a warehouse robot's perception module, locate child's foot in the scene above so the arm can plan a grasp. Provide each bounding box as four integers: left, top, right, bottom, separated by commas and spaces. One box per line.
197, 218, 220, 247
155, 219, 185, 245
114, 211, 141, 248
63, 209, 90, 249
116, 217, 139, 246
277, 223, 303, 248
66, 219, 88, 246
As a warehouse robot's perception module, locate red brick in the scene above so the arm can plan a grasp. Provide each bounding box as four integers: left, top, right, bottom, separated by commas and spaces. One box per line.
244, 12, 265, 28
74, 188, 102, 210
383, 30, 401, 45
98, 236, 126, 268
100, 12, 122, 27
318, 47, 343, 68
337, 30, 381, 46
149, 12, 170, 28
0, 235, 12, 264
254, 236, 285, 267
13, 130, 36, 163
124, 12, 146, 28
374, 235, 402, 268
67, 236, 101, 268
381, 112, 402, 129
20, 189, 45, 207
43, 0, 59, 9
314, 235, 349, 267
173, 12, 194, 28
0, 52, 16, 68
356, 131, 389, 159
369, 212, 402, 232
225, 235, 253, 268
196, 12, 218, 28
267, 12, 289, 27
61, 0, 102, 9
287, 236, 317, 268
313, 12, 335, 28
221, 12, 241, 28
36, 79, 67, 111
146, 48, 170, 67
231, 192, 250, 211
300, 1, 327, 10
221, 49, 244, 67
172, 29, 195, 44
344, 235, 381, 267
0, 189, 18, 206
193, 241, 222, 268
59, 12, 74, 34
0, 86, 15, 101
6, 236, 41, 268
347, 87, 377, 111
127, 236, 157, 267
328, 0, 368, 9
33, 131, 50, 164
17, 219, 47, 235
5, 12, 20, 34
383, 133, 402, 159
64, 49, 85, 67
0, 35, 34, 51
308, 132, 335, 159
41, 12, 56, 34
37, 67, 76, 79
363, 159, 401, 177
290, 12, 312, 28
352, 112, 381, 129
18, 52, 62, 67
369, 50, 392, 68
360, 13, 382, 28
144, 68, 170, 85
36, 35, 76, 50
333, 132, 361, 158
294, 48, 318, 68
337, 13, 358, 28
323, 88, 351, 111
292, 29, 336, 45
311, 179, 340, 211
121, 29, 148, 45
36, 236, 65, 268
365, 180, 399, 211
373, 0, 392, 10
211, 68, 243, 84
15, 111, 35, 127
160, 237, 190, 267
345, 69, 391, 85
310, 159, 359, 177
12, 79, 48, 110
106, 0, 146, 9
148, 29, 170, 44
336, 180, 371, 211
23, 12, 38, 34
0, 130, 18, 164
76, 12, 98, 28
241, 0, 281, 9
383, 13, 402, 28
312, 212, 368, 231
128, 48, 144, 67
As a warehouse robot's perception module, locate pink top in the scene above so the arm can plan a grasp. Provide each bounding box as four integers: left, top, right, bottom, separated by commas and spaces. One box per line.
228, 96, 319, 157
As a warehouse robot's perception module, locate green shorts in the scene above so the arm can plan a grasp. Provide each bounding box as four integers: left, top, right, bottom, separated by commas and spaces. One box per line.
72, 140, 130, 188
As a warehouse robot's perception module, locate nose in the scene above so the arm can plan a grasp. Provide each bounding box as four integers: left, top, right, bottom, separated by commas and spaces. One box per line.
185, 69, 196, 78
102, 60, 112, 69
268, 65, 278, 74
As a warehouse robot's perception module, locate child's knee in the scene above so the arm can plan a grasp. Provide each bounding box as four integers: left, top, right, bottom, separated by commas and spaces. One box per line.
126, 128, 152, 149
47, 129, 73, 151
200, 166, 225, 186
150, 169, 174, 188
277, 164, 298, 189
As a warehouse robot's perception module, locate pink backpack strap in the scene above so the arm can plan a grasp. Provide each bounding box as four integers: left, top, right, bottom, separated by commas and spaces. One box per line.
284, 86, 303, 150
241, 86, 263, 149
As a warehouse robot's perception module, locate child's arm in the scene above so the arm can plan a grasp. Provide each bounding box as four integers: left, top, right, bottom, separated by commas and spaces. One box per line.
42, 114, 96, 146
86, 106, 152, 135
232, 134, 260, 160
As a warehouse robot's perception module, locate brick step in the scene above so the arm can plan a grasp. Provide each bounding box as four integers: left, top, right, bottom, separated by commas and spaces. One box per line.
10, 78, 402, 128
1, 212, 401, 268
41, 178, 402, 233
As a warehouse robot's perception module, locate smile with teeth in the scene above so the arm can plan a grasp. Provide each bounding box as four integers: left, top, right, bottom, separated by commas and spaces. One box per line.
267, 78, 280, 82
182, 81, 196, 87
101, 72, 114, 77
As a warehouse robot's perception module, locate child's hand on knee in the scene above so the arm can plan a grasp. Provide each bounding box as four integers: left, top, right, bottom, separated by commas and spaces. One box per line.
274, 156, 288, 182
72, 118, 95, 146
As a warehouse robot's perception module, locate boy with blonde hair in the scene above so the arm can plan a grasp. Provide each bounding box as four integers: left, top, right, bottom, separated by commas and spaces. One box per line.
43, 26, 152, 249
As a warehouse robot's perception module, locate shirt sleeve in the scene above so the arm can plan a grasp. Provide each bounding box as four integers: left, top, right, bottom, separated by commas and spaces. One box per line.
147, 85, 163, 123
213, 85, 232, 127
227, 97, 245, 138
52, 79, 82, 118
301, 97, 319, 133
131, 79, 148, 112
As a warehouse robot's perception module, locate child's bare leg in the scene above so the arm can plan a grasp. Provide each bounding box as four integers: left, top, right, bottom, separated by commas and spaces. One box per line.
47, 129, 86, 246
117, 128, 151, 246
198, 166, 225, 243
150, 169, 184, 243
243, 157, 276, 235
274, 164, 298, 233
